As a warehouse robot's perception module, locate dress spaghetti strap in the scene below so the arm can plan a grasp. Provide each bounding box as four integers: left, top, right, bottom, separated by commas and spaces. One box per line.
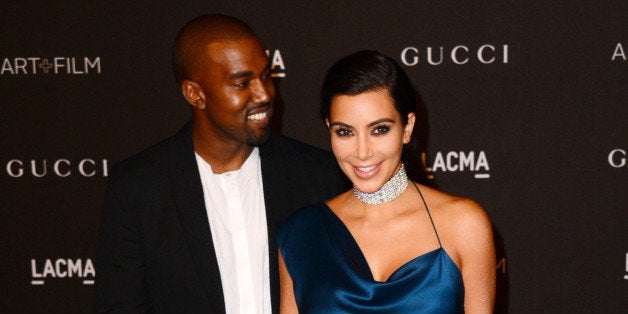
411, 181, 443, 248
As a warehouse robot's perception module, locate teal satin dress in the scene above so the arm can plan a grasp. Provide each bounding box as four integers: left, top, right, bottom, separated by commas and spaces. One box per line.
277, 203, 464, 313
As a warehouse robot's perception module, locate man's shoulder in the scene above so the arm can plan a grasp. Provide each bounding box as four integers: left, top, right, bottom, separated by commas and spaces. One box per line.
112, 126, 191, 177
263, 133, 332, 161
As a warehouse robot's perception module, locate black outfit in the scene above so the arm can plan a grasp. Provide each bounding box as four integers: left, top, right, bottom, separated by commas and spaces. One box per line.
94, 121, 343, 313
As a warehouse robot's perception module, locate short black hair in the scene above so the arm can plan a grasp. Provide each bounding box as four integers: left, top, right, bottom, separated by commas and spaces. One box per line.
172, 14, 257, 85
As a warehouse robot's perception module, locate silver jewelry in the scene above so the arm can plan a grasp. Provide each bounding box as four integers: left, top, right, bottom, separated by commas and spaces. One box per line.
353, 163, 409, 205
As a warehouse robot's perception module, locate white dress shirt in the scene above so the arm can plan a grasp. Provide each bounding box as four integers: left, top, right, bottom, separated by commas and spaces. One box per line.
195, 148, 271, 314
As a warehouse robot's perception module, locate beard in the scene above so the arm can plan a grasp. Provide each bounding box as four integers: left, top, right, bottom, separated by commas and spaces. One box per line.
246, 126, 271, 147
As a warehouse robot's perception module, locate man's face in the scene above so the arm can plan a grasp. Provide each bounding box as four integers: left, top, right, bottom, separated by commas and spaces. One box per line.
191, 37, 274, 147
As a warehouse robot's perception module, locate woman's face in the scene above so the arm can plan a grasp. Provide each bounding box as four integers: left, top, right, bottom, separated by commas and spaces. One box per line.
327, 89, 415, 193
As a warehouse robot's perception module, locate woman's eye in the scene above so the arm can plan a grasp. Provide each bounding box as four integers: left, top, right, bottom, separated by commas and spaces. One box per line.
335, 128, 353, 137
372, 125, 390, 135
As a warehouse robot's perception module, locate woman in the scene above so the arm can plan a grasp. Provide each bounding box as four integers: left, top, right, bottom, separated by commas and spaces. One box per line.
277, 50, 495, 313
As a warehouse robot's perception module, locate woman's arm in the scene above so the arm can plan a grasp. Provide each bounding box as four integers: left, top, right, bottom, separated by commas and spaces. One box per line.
279, 251, 299, 314
455, 200, 496, 314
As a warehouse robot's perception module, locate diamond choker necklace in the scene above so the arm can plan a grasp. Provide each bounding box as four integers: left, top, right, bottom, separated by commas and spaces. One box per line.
353, 163, 409, 205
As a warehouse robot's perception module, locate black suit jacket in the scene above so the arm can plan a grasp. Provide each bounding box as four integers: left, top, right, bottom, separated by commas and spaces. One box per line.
94, 122, 343, 313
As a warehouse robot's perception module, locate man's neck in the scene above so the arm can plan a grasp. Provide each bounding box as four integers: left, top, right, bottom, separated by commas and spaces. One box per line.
193, 134, 254, 174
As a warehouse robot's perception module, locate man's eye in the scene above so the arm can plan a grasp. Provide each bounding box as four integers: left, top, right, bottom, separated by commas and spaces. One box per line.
372, 125, 390, 135
235, 81, 249, 88
335, 128, 353, 137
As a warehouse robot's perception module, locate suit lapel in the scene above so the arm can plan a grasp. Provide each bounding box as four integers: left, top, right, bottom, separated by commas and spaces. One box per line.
260, 134, 290, 313
167, 128, 287, 312
260, 134, 291, 231
168, 121, 225, 309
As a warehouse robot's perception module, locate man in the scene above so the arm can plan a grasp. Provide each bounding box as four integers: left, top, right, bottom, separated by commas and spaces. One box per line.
94, 14, 343, 313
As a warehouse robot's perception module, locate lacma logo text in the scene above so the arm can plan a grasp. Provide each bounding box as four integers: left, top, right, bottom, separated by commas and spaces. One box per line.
422, 151, 490, 179
31, 258, 95, 285
265, 50, 286, 77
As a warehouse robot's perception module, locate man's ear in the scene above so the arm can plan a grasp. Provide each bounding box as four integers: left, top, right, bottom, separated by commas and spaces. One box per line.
325, 118, 331, 129
181, 80, 205, 110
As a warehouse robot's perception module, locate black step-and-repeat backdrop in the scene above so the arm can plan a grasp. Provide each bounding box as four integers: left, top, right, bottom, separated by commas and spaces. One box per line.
1, 2, 626, 313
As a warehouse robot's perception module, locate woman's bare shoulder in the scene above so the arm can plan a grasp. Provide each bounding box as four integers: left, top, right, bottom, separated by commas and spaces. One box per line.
415, 183, 491, 235
416, 183, 494, 268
